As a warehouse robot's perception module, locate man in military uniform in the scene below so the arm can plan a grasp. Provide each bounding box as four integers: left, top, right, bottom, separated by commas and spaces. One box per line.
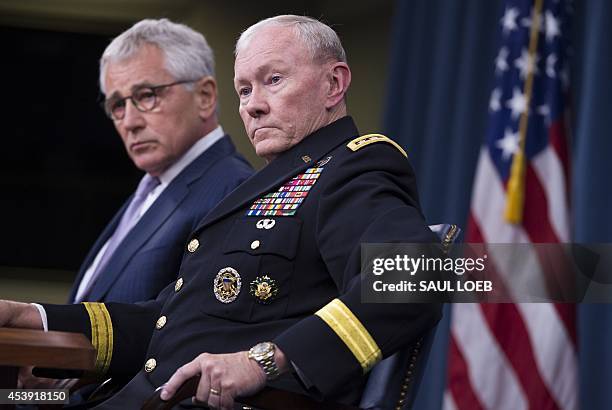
0, 15, 440, 409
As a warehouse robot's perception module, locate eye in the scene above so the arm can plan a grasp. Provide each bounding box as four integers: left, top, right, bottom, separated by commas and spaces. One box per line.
134, 89, 156, 103
110, 99, 126, 110
107, 98, 126, 117
238, 87, 251, 97
270, 75, 282, 84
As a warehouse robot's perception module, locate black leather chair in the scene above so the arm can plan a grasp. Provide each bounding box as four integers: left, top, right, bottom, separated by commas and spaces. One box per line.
359, 224, 459, 410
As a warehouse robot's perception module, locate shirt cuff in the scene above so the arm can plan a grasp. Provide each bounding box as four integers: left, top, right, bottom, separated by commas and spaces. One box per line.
30, 303, 48, 332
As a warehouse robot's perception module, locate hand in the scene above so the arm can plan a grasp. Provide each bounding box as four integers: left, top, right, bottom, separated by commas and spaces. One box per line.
161, 347, 288, 410
0, 300, 43, 329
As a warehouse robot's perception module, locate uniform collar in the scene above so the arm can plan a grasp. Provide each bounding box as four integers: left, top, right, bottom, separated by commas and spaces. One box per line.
196, 116, 359, 230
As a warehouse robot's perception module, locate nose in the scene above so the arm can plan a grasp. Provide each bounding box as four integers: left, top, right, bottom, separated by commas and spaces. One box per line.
121, 99, 146, 133
243, 89, 269, 118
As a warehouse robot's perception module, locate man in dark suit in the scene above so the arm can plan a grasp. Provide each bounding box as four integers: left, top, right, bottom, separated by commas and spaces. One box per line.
69, 18, 253, 304
0, 15, 439, 409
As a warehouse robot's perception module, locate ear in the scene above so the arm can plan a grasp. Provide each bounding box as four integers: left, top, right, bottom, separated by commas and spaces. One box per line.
194, 76, 218, 120
324, 62, 351, 110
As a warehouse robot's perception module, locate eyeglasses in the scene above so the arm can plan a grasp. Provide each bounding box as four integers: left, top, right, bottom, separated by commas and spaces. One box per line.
102, 79, 197, 121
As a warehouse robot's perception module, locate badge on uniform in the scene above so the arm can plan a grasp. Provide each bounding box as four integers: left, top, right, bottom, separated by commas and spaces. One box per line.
246, 156, 332, 217
256, 218, 276, 230
316, 156, 332, 166
250, 275, 278, 304
214, 267, 242, 303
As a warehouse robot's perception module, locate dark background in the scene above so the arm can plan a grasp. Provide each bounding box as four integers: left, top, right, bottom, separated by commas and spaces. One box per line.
0, 26, 141, 270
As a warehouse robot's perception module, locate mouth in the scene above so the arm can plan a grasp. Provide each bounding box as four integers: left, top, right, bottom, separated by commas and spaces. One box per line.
252, 127, 273, 141
130, 140, 156, 152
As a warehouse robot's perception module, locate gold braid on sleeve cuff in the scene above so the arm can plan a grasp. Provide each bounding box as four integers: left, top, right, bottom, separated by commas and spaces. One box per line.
315, 298, 382, 373
82, 302, 114, 375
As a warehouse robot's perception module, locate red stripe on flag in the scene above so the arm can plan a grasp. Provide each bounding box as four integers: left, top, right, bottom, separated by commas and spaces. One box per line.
466, 213, 484, 243
480, 304, 561, 410
549, 118, 571, 203
554, 303, 578, 348
521, 164, 577, 347
447, 335, 486, 410
522, 164, 561, 243
465, 215, 515, 301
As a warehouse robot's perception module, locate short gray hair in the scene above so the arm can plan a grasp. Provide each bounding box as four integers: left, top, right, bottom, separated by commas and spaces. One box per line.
235, 15, 347, 64
99, 18, 215, 94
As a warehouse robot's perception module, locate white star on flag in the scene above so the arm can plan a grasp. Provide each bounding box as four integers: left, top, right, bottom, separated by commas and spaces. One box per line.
514, 48, 540, 79
501, 7, 520, 34
544, 10, 561, 42
495, 47, 510, 74
506, 87, 528, 119
537, 105, 551, 125
489, 88, 502, 112
546, 54, 557, 77
537, 104, 550, 117
496, 128, 520, 160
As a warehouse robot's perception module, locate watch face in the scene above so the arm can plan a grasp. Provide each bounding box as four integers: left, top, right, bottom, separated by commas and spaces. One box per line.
252, 342, 272, 356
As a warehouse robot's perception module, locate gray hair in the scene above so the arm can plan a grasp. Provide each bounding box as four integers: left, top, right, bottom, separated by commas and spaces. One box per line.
99, 18, 215, 94
235, 15, 347, 64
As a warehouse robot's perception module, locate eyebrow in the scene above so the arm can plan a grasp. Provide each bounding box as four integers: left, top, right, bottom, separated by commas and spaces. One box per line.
106, 81, 159, 100
234, 61, 291, 85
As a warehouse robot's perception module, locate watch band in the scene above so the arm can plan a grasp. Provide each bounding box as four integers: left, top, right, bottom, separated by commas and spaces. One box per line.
248, 342, 280, 380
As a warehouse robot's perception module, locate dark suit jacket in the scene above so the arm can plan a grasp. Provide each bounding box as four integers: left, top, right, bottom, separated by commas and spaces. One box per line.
46, 117, 440, 407
68, 135, 253, 303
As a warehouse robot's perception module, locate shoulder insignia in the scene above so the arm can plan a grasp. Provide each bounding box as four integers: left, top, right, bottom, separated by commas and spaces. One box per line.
347, 134, 407, 158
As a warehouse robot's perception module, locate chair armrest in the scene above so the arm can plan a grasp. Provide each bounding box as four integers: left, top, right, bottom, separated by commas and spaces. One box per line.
141, 376, 360, 410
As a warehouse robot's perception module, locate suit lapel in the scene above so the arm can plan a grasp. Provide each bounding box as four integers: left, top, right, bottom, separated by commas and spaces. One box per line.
86, 136, 236, 301
68, 202, 129, 302
86, 183, 189, 301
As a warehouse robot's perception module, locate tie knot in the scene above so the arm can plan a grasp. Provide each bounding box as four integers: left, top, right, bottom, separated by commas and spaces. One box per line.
135, 174, 161, 198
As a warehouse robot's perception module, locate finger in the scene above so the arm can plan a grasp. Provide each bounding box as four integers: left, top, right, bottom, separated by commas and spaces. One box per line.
207, 385, 222, 409
160, 360, 201, 401
207, 368, 223, 409
219, 390, 235, 410
194, 372, 211, 405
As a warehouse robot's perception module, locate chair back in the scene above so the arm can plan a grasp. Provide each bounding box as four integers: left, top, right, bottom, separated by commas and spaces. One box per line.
359, 224, 460, 410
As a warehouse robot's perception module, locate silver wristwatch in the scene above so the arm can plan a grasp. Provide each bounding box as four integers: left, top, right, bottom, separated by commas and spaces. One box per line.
248, 341, 279, 380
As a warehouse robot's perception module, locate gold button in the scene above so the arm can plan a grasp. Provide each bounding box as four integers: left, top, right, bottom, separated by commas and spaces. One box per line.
175, 278, 184, 292
156, 316, 167, 330
144, 358, 157, 372
250, 240, 260, 250
187, 239, 199, 253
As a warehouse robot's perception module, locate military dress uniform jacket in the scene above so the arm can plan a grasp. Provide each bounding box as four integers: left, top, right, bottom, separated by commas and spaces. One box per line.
43, 116, 441, 407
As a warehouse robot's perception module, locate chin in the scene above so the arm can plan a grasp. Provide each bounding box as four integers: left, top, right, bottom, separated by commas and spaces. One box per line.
135, 158, 165, 175
255, 146, 278, 162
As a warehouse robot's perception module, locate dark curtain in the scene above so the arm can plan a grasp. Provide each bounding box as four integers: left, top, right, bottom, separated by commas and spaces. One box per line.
384, 0, 612, 408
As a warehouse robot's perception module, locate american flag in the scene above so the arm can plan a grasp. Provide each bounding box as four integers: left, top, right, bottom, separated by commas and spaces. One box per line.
445, 0, 576, 409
